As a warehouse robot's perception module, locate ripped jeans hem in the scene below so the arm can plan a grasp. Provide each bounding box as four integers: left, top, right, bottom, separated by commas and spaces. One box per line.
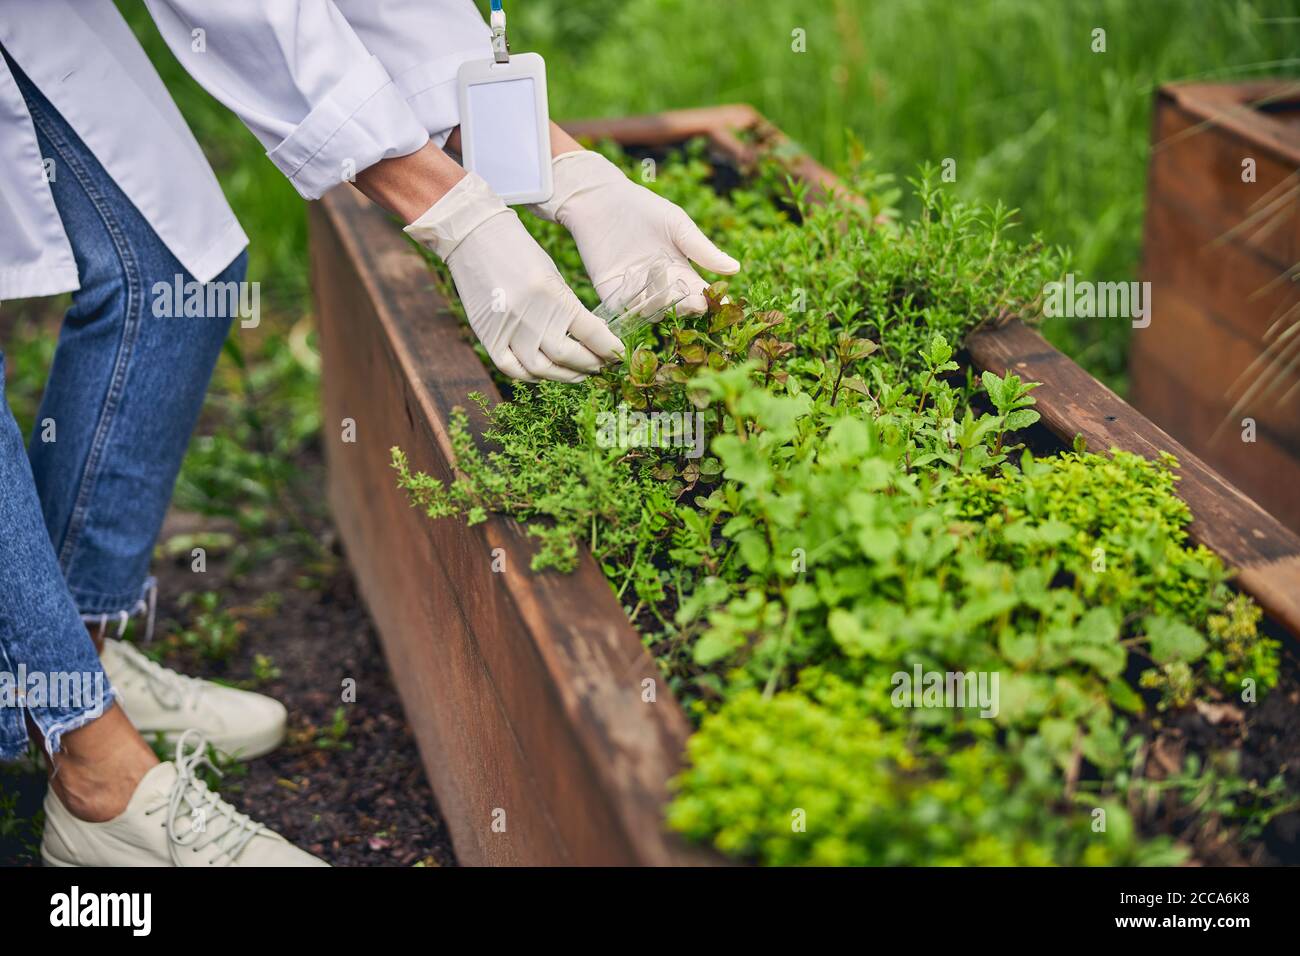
1, 686, 121, 760
77, 576, 158, 644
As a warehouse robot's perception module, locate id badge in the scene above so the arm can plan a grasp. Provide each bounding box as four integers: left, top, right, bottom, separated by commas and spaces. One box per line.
456, 52, 553, 205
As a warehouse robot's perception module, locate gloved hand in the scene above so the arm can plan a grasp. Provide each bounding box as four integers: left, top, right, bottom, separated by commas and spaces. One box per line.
405, 172, 622, 382
528, 150, 740, 316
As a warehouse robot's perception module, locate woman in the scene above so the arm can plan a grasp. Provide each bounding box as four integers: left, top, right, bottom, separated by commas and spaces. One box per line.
0, 0, 735, 867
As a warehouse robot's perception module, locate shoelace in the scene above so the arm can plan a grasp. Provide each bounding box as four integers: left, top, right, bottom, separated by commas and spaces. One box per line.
108, 637, 206, 711
153, 730, 265, 866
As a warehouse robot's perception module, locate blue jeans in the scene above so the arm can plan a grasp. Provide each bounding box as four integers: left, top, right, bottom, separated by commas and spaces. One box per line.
0, 53, 244, 758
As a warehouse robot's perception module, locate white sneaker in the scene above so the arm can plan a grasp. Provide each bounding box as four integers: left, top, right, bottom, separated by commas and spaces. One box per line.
42, 731, 329, 867
101, 638, 286, 760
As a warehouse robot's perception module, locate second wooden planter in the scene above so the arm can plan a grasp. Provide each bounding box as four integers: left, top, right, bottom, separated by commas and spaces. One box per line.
1133, 81, 1300, 532
310, 105, 1300, 866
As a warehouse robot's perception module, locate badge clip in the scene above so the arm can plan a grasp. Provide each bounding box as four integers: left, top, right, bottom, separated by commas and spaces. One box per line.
490, 3, 509, 64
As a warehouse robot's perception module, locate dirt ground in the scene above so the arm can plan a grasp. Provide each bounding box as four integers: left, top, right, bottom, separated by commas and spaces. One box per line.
0, 493, 457, 868
146, 523, 458, 867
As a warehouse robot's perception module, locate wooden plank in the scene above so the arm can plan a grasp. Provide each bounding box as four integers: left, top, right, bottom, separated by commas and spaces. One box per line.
311, 205, 553, 865
564, 104, 850, 204
1133, 81, 1300, 542
310, 187, 706, 866
1134, 217, 1300, 500
563, 104, 764, 147
969, 320, 1300, 636
1129, 285, 1300, 454
1161, 82, 1300, 169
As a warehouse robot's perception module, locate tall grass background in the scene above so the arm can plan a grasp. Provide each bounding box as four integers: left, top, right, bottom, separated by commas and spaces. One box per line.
100, 0, 1300, 384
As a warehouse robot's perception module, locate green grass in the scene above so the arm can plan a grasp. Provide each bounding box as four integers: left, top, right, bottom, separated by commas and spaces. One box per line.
118, 1, 1300, 388
490, 0, 1299, 389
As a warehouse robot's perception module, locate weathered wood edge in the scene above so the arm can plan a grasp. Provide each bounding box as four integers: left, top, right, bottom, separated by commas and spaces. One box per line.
312, 186, 710, 866
966, 321, 1300, 635
564, 103, 850, 203
1157, 81, 1300, 169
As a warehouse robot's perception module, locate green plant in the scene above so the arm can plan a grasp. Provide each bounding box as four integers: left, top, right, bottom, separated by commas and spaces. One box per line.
0, 771, 43, 865
665, 673, 1173, 866
395, 144, 1289, 865
173, 333, 325, 573
0, 314, 59, 440
172, 591, 245, 662
250, 653, 282, 687
315, 706, 352, 752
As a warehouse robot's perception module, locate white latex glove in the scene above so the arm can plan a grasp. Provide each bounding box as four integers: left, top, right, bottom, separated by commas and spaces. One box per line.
528, 150, 740, 316
405, 172, 623, 382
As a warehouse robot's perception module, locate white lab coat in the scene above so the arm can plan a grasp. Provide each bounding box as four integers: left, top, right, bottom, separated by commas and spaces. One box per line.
0, 0, 491, 300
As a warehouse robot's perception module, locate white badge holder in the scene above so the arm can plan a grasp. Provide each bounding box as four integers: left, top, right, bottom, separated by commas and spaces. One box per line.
456, 6, 553, 206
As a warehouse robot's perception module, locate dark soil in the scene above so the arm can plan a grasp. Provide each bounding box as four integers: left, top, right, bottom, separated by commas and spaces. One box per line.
0, 469, 457, 869
145, 518, 458, 868
1144, 638, 1300, 866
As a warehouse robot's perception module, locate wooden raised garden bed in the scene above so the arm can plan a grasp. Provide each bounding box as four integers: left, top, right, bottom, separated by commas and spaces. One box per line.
1132, 81, 1300, 532
309, 105, 1300, 866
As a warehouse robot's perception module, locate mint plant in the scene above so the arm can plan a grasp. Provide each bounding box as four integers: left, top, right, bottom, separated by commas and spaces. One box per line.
980, 369, 1039, 454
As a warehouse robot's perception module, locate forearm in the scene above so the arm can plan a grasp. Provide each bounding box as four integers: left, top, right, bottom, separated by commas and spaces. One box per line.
353, 141, 467, 224
549, 123, 583, 157
361, 121, 582, 225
